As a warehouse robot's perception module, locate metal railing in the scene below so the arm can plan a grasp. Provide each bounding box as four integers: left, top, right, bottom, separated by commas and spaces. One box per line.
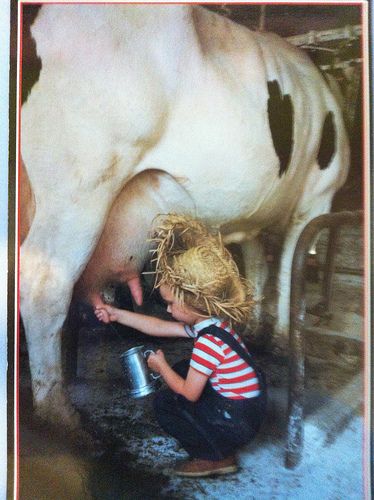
285, 209, 363, 468
286, 24, 362, 47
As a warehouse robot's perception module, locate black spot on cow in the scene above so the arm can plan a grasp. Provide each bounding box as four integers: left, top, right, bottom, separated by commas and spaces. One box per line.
317, 111, 336, 170
267, 80, 294, 177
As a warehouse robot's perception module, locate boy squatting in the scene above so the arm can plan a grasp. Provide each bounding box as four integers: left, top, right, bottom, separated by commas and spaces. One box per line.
95, 214, 267, 477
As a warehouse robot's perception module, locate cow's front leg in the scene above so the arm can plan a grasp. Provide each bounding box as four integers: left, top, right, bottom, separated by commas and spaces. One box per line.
239, 237, 269, 340
20, 246, 79, 430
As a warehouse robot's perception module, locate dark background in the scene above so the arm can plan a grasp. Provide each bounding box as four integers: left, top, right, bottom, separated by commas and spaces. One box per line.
205, 3, 361, 36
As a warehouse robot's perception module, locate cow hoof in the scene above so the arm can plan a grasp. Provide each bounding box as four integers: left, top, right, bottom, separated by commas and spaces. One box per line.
35, 402, 81, 432
33, 405, 102, 454
270, 331, 289, 358
32, 388, 108, 455
243, 314, 274, 351
34, 384, 82, 432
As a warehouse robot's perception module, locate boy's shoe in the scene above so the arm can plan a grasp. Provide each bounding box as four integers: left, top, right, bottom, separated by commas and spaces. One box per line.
173, 456, 238, 477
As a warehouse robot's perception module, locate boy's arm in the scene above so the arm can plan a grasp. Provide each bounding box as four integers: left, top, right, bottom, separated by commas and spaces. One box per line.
94, 305, 189, 338
148, 350, 208, 402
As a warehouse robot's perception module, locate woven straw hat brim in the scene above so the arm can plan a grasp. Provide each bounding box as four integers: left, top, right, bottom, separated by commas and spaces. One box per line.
149, 214, 254, 324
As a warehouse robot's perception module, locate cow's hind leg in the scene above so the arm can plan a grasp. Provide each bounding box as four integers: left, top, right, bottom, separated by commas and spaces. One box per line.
20, 197, 115, 432
20, 246, 80, 430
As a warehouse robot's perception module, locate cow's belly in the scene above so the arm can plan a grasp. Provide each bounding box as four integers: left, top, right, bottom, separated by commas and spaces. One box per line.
136, 76, 299, 230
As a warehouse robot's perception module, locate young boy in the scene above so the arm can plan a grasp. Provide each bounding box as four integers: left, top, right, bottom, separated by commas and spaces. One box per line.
95, 214, 266, 477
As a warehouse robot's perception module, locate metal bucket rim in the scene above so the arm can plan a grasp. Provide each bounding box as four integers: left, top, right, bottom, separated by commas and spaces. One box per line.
120, 345, 145, 359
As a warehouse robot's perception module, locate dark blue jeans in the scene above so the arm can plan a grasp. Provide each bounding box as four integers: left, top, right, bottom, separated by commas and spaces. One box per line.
153, 360, 266, 460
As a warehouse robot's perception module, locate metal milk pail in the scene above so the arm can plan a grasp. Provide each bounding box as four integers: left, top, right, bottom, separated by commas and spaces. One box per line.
120, 346, 160, 398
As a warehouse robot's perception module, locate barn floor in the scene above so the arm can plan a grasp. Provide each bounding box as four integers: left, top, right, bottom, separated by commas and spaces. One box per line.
18, 260, 366, 499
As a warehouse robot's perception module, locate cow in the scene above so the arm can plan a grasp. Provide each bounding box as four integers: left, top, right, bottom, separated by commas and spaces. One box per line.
20, 4, 349, 430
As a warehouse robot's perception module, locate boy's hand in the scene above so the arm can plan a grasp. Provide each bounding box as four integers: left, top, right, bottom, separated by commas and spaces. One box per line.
94, 305, 119, 324
147, 349, 167, 374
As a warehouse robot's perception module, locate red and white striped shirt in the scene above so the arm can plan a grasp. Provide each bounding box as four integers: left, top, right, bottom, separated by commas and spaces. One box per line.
185, 317, 261, 400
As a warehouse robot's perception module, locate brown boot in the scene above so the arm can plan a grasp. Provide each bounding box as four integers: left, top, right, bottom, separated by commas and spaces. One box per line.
173, 456, 238, 477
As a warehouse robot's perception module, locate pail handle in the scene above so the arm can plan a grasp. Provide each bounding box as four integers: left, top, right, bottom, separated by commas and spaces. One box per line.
143, 349, 161, 380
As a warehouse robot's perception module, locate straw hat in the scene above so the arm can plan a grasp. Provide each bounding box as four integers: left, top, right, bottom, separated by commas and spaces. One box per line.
149, 214, 254, 325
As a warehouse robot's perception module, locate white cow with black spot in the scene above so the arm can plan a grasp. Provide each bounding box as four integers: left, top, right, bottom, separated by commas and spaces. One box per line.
21, 4, 349, 429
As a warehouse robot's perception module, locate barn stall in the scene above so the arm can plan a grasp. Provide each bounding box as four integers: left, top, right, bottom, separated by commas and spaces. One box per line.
18, 4, 365, 499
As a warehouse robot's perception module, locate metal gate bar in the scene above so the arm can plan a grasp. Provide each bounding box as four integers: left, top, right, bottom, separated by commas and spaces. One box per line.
285, 209, 363, 469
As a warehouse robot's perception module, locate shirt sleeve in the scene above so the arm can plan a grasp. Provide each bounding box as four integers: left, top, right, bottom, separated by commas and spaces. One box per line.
184, 324, 196, 338
190, 334, 225, 376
